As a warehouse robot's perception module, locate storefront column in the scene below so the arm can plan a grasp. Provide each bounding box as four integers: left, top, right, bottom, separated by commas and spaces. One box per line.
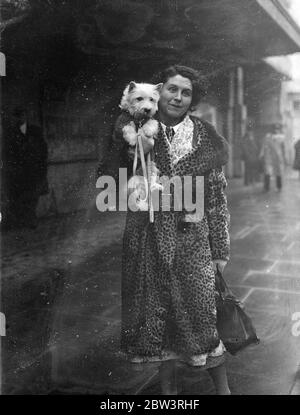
227, 66, 247, 177
227, 69, 235, 178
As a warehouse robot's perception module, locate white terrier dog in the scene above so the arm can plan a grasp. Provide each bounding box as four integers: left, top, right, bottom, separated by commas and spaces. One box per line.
114, 81, 163, 213
119, 81, 162, 147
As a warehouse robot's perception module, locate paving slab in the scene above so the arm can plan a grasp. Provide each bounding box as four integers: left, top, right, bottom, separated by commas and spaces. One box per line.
1, 176, 300, 395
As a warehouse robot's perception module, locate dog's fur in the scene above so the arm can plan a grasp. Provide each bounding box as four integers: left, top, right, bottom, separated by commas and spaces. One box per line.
115, 81, 163, 212
119, 81, 162, 146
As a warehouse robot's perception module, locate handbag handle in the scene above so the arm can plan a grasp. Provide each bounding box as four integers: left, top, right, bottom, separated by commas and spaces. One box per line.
215, 268, 227, 295
132, 127, 155, 223
215, 268, 239, 304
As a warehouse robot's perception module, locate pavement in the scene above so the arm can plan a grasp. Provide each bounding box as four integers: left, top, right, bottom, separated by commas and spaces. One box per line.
1, 171, 300, 395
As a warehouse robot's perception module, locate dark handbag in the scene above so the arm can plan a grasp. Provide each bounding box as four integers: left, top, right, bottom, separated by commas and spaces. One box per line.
215, 269, 260, 355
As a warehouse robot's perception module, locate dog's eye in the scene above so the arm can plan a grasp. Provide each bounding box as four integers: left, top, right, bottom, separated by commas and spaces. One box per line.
136, 97, 143, 101
149, 98, 154, 102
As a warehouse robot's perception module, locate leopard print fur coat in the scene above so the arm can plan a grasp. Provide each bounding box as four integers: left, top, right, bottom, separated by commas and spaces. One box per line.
121, 116, 230, 367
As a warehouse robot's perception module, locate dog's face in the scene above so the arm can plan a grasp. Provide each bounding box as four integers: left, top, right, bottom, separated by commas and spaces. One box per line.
120, 81, 163, 120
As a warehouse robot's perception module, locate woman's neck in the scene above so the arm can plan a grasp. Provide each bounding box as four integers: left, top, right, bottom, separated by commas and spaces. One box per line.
158, 112, 186, 127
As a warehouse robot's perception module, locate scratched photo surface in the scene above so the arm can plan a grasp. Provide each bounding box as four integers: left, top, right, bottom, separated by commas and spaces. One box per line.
1, 0, 300, 396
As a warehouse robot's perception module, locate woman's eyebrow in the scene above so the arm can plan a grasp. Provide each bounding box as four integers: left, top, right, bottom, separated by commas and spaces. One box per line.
168, 84, 192, 91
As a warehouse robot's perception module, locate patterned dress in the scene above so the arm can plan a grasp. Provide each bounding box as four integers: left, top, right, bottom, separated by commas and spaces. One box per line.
121, 115, 230, 369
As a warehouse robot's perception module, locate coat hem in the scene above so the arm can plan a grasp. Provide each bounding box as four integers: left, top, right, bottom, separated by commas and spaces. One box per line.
120, 340, 226, 368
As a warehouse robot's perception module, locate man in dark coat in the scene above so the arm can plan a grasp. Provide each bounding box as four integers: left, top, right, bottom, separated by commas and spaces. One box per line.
2, 107, 48, 229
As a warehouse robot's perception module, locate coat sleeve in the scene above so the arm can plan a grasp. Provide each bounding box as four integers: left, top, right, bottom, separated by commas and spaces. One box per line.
96, 113, 134, 181
206, 167, 230, 261
200, 119, 229, 166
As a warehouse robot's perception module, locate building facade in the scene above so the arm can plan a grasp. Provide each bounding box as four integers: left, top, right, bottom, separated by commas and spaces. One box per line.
1, 0, 300, 214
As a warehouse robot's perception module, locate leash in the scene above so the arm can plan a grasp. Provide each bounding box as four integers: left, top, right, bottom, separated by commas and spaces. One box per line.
132, 126, 154, 223
147, 152, 154, 223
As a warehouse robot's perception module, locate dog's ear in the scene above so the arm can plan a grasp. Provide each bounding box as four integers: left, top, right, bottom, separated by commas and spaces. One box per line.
155, 83, 163, 92
128, 81, 137, 92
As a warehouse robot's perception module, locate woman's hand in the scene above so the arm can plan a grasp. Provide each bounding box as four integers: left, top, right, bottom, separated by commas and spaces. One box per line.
138, 131, 155, 155
128, 134, 154, 159
213, 260, 227, 274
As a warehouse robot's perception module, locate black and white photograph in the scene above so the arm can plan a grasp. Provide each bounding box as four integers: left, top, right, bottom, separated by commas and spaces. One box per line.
0, 0, 300, 397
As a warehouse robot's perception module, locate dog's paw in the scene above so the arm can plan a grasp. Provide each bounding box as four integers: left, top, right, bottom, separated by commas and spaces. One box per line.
149, 161, 160, 175
142, 119, 159, 138
136, 198, 149, 211
128, 186, 149, 211
138, 129, 155, 152
123, 122, 137, 146
150, 182, 163, 192
128, 176, 148, 199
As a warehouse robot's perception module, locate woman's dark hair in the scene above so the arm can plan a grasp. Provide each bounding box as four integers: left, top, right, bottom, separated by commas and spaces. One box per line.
152, 65, 209, 107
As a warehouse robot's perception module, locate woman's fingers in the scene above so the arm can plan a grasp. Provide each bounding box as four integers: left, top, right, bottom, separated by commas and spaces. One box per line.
213, 260, 227, 273
140, 135, 154, 154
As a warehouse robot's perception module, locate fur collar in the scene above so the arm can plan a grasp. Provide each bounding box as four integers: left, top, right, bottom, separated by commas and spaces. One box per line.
153, 116, 228, 177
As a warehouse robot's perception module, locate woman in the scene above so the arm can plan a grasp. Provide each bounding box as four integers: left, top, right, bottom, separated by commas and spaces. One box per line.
120, 65, 231, 395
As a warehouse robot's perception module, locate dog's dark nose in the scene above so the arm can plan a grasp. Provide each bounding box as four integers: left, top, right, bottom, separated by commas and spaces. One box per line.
143, 108, 151, 114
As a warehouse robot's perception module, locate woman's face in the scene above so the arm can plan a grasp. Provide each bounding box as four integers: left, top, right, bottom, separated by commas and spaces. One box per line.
158, 74, 193, 125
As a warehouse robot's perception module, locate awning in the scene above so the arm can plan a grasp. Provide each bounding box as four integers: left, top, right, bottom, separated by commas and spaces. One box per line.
180, 0, 300, 64
3, 0, 300, 78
